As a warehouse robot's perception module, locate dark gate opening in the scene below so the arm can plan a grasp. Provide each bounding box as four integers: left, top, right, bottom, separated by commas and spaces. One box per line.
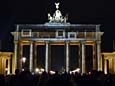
70, 45, 79, 71
51, 45, 65, 72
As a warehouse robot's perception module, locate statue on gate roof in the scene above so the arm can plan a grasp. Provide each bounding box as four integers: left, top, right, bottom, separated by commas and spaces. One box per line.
55, 2, 59, 10
48, 2, 68, 23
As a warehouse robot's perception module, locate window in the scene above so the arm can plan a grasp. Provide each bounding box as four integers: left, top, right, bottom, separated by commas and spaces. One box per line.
68, 32, 76, 39
56, 30, 65, 38
21, 29, 32, 37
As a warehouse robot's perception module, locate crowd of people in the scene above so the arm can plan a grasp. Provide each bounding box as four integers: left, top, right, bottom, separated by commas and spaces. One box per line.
0, 69, 115, 86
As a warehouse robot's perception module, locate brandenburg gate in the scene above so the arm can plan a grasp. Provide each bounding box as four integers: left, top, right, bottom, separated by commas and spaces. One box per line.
11, 3, 103, 74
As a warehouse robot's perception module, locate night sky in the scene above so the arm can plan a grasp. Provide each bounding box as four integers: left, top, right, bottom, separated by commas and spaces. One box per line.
0, 0, 114, 52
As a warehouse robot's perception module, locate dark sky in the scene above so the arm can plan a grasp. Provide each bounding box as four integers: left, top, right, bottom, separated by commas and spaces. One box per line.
0, 0, 114, 52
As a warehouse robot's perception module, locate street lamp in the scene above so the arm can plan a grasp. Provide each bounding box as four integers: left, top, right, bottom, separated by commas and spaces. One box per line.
22, 57, 26, 71
22, 57, 26, 63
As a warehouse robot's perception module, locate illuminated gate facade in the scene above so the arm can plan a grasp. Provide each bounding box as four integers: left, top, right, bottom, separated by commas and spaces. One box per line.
11, 2, 103, 74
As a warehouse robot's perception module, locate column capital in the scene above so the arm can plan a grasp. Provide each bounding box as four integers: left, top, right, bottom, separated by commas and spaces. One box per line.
80, 40, 85, 44
14, 40, 18, 44
45, 41, 49, 44
96, 25, 100, 31
96, 40, 101, 44
66, 40, 70, 43
30, 41, 34, 44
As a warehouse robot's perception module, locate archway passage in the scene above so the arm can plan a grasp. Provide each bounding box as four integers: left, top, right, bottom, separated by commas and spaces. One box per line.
69, 45, 79, 71
86, 45, 93, 73
36, 45, 45, 68
23, 45, 30, 69
51, 45, 65, 72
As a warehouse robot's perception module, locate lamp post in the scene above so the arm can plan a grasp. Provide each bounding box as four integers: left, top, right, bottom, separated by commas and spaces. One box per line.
22, 57, 26, 71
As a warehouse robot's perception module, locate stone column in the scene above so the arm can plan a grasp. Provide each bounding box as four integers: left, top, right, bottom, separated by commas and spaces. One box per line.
48, 44, 51, 71
102, 54, 104, 72
1, 58, 3, 74
78, 43, 81, 69
14, 41, 18, 71
66, 41, 69, 72
112, 58, 115, 73
0, 58, 2, 74
3, 59, 6, 75
1, 58, 4, 74
109, 58, 112, 73
8, 58, 11, 74
45, 41, 49, 72
81, 41, 86, 74
34, 42, 37, 70
93, 43, 96, 70
104, 59, 107, 74
21, 43, 23, 70
29, 41, 33, 72
18, 42, 23, 71
97, 41, 102, 71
